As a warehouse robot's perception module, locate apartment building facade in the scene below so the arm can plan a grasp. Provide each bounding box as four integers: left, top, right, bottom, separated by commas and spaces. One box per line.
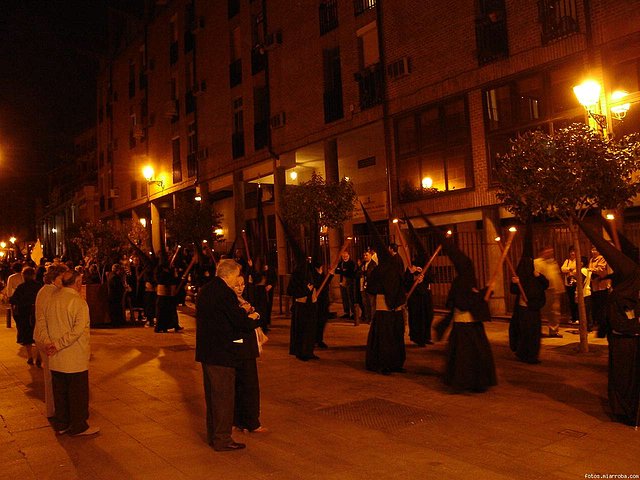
95, 0, 640, 311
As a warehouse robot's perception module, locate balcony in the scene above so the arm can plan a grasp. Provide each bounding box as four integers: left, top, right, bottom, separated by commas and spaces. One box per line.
356, 63, 384, 110
538, 0, 579, 44
229, 59, 242, 88
475, 14, 509, 66
354, 0, 376, 16
323, 88, 344, 123
232, 132, 245, 159
319, 0, 339, 35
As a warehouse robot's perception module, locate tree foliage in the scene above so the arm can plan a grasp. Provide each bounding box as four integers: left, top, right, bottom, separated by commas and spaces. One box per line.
70, 221, 127, 277
495, 123, 640, 222
165, 198, 223, 245
281, 172, 357, 229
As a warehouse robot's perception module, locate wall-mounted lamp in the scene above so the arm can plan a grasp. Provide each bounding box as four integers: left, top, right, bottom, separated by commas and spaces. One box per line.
9, 236, 16, 244
0, 242, 5, 249
142, 165, 164, 189
139, 218, 147, 228
610, 90, 631, 121
51, 228, 57, 233
194, 186, 202, 202
573, 80, 608, 131
289, 170, 298, 181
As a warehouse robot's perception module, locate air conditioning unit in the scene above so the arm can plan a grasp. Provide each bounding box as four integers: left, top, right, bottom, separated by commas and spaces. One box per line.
109, 188, 120, 199
387, 56, 411, 79
270, 111, 286, 129
264, 30, 283, 50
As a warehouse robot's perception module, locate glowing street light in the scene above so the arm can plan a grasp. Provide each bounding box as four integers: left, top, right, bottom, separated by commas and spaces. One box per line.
0, 241, 5, 249
9, 236, 16, 244
573, 79, 607, 131
421, 176, 433, 189
139, 218, 147, 228
610, 90, 631, 120
142, 165, 163, 188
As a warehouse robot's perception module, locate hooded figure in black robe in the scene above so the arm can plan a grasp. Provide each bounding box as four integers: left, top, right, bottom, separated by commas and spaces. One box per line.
280, 216, 319, 361
404, 216, 434, 346
425, 214, 497, 392
362, 205, 407, 374
577, 217, 640, 427
509, 222, 549, 364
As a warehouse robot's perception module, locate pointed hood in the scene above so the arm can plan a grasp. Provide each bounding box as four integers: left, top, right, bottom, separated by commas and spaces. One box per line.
515, 221, 547, 310
361, 203, 405, 309
404, 214, 427, 266
277, 214, 307, 272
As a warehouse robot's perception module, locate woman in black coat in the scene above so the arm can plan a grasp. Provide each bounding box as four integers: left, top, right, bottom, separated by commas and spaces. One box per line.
10, 267, 42, 366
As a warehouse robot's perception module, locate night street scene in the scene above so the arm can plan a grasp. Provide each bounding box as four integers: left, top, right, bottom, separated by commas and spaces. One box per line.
1, 0, 640, 478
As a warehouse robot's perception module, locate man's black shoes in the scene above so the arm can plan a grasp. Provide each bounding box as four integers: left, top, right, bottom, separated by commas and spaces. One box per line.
214, 441, 246, 452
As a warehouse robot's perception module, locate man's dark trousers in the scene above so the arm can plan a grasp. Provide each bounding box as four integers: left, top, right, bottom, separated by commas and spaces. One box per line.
202, 363, 235, 448
51, 370, 89, 434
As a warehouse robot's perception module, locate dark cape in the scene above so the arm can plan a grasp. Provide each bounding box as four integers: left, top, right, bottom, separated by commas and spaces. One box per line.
509, 223, 549, 364
404, 266, 433, 346
423, 214, 496, 392
361, 205, 407, 374
577, 218, 640, 426
287, 262, 318, 360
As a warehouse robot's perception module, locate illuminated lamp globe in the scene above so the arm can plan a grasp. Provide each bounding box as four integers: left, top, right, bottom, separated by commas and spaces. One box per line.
421, 177, 433, 189
573, 80, 601, 108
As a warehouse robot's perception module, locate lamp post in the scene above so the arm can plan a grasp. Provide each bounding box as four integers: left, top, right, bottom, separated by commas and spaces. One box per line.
142, 165, 163, 255
573, 79, 608, 133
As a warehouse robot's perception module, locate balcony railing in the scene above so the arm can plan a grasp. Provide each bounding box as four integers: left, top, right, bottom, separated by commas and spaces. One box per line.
356, 63, 384, 110
538, 0, 579, 44
475, 14, 509, 66
354, 0, 376, 16
319, 0, 339, 35
323, 88, 344, 123
232, 132, 245, 159
229, 59, 242, 88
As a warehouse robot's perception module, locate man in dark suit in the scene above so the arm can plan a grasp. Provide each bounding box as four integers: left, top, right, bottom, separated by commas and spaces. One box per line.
196, 259, 257, 451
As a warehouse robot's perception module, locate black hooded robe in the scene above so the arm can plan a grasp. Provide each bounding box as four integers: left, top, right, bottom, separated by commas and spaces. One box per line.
365, 257, 407, 374
404, 268, 434, 346
287, 264, 318, 360
508, 270, 548, 364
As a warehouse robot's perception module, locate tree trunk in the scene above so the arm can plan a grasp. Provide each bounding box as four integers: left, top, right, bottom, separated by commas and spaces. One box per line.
570, 218, 589, 353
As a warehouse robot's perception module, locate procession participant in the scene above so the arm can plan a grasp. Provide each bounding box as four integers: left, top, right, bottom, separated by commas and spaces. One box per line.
313, 260, 333, 349
251, 256, 276, 334
509, 223, 549, 364
335, 251, 356, 319
577, 218, 640, 427
359, 250, 377, 324
404, 217, 434, 347
534, 246, 564, 338
287, 257, 319, 361
10, 267, 42, 366
361, 206, 407, 375
155, 262, 183, 333
426, 216, 497, 392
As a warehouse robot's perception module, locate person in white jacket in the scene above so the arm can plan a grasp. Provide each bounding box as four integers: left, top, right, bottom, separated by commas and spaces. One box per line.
43, 270, 99, 436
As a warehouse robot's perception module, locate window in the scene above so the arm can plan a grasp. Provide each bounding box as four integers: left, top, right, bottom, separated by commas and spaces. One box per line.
396, 97, 473, 202
483, 64, 585, 183
187, 122, 197, 177
251, 12, 266, 74
319, 0, 339, 35
475, 0, 508, 65
170, 16, 179, 65
184, 2, 195, 53
354, 0, 376, 16
172, 137, 182, 184
323, 47, 344, 123
539, 0, 579, 44
230, 27, 243, 87
232, 97, 245, 158
128, 61, 136, 98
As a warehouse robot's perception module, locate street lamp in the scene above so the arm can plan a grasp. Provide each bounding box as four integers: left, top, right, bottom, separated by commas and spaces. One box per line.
573, 79, 608, 132
610, 90, 631, 121
9, 236, 16, 244
142, 165, 163, 189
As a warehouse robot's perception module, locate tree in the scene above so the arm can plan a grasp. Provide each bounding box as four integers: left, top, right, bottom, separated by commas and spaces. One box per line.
165, 197, 223, 245
70, 221, 128, 282
496, 123, 640, 352
281, 172, 357, 261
